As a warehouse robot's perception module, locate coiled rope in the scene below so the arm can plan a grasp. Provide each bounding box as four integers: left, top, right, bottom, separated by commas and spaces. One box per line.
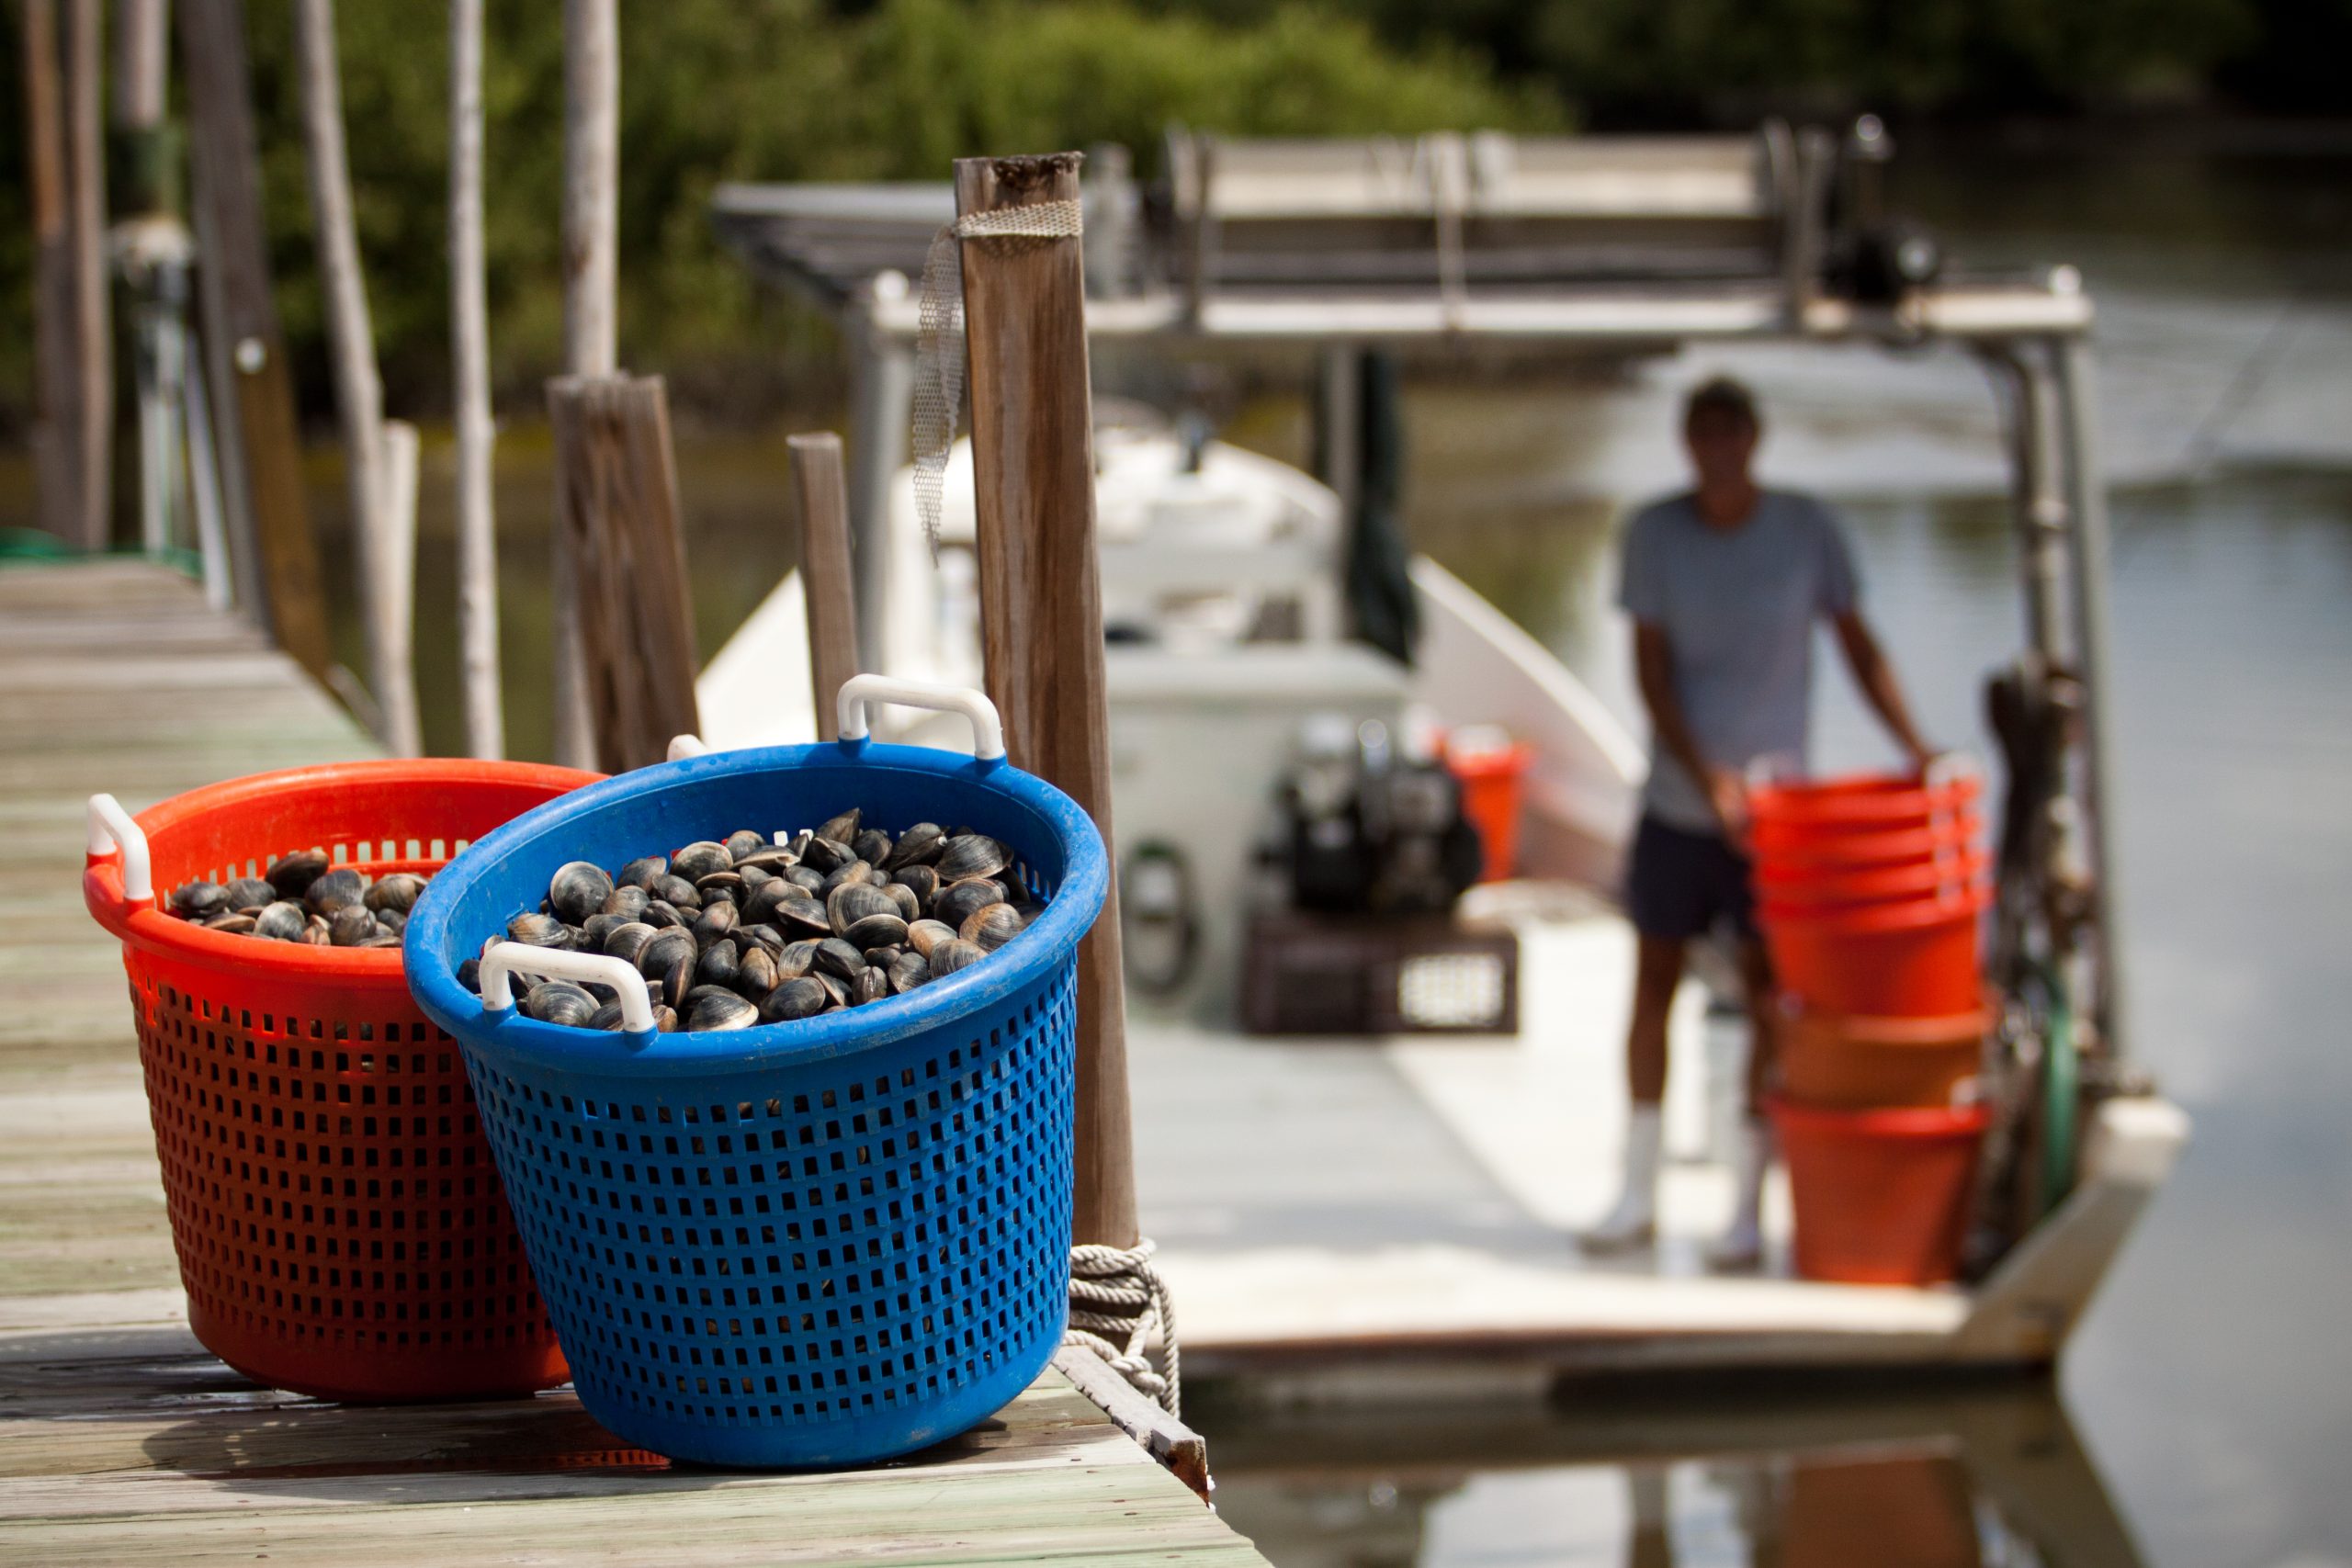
1064, 1238, 1181, 1417
910, 197, 1085, 559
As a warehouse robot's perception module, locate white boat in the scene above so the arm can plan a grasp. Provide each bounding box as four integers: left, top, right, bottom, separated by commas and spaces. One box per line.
705, 123, 2187, 1393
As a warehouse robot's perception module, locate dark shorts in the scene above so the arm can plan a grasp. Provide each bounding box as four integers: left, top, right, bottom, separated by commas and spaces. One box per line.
1625, 815, 1757, 943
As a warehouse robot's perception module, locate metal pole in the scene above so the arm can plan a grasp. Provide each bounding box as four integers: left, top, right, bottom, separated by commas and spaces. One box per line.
2008, 345, 2071, 664
2053, 335, 2129, 1061
449, 0, 504, 759
844, 302, 914, 674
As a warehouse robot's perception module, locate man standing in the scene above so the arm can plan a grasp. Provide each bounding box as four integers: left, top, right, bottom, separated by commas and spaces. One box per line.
1585, 377, 1933, 1268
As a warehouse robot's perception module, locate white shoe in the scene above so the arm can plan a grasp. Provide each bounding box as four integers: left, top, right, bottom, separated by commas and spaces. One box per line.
1580, 1105, 1662, 1253
1705, 1117, 1772, 1271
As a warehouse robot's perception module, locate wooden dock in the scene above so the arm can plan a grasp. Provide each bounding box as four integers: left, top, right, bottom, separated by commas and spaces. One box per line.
0, 559, 1267, 1567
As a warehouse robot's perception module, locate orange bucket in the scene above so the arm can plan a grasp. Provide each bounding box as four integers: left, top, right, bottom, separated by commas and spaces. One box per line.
1751, 812, 1983, 869
1760, 886, 1987, 1017
1445, 735, 1532, 885
1776, 992, 1994, 1108
1756, 849, 1990, 910
1783, 1454, 1980, 1568
1748, 770, 1983, 834
1770, 1097, 1989, 1285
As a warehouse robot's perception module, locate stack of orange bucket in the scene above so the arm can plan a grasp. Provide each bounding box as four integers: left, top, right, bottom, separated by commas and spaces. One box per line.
1748, 770, 1993, 1285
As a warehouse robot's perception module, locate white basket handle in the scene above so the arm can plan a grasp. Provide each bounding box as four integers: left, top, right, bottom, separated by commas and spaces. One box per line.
86, 794, 153, 904
837, 674, 1005, 761
666, 733, 708, 762
478, 941, 657, 1033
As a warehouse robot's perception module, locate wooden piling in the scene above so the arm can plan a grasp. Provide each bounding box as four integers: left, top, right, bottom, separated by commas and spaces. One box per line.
111, 0, 165, 130
550, 0, 619, 772
953, 151, 1138, 1249
21, 0, 78, 547
65, 0, 112, 552
177, 0, 331, 679
449, 0, 504, 759
293, 0, 417, 755
788, 433, 858, 741
547, 374, 701, 773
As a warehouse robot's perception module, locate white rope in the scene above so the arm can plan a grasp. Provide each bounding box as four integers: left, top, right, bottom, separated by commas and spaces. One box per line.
910, 198, 1084, 558
1064, 1238, 1181, 1418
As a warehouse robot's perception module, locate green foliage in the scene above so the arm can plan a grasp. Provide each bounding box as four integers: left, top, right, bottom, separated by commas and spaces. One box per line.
0, 0, 1550, 424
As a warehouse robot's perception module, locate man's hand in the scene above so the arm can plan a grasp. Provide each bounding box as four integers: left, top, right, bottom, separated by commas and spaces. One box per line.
1706, 765, 1750, 843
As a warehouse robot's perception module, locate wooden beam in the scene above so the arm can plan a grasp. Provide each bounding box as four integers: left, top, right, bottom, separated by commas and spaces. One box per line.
20, 0, 79, 547
954, 151, 1138, 1249
1053, 1346, 1211, 1505
449, 0, 503, 759
547, 374, 700, 773
292, 0, 417, 755
64, 0, 112, 552
176, 0, 331, 680
786, 432, 857, 741
549, 0, 617, 772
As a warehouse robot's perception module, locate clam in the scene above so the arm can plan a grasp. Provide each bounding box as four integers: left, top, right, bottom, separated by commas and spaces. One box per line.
361, 933, 403, 948
377, 908, 408, 936
892, 864, 939, 905
852, 828, 893, 868
845, 912, 909, 951
224, 876, 277, 912
691, 901, 739, 948
329, 905, 380, 946
759, 976, 830, 1023
585, 1001, 630, 1032
888, 951, 930, 994
772, 889, 832, 938
814, 937, 867, 979
458, 956, 482, 993
816, 807, 862, 845
688, 991, 758, 1032
827, 881, 898, 937
784, 865, 827, 894
671, 841, 733, 883
820, 858, 876, 898
739, 922, 786, 957
904, 919, 956, 959
616, 854, 669, 891
696, 942, 741, 990
658, 951, 695, 1010
775, 940, 820, 979
652, 1004, 681, 1033
694, 872, 745, 903
934, 877, 1008, 932
724, 830, 770, 863
300, 917, 333, 945
364, 873, 426, 916
960, 901, 1023, 953
204, 912, 258, 934
883, 823, 944, 871
507, 911, 572, 948
641, 898, 687, 930
581, 911, 623, 950
170, 881, 230, 919
854, 967, 890, 1006
736, 863, 775, 893
929, 938, 987, 979
601, 884, 649, 920
735, 847, 798, 875
735, 944, 780, 998
652, 874, 701, 910
549, 861, 614, 924
814, 970, 849, 1007
304, 867, 367, 916
883, 881, 922, 923
254, 901, 307, 942
638, 927, 696, 978
798, 835, 853, 874
265, 849, 330, 899
523, 980, 597, 1028
936, 834, 1009, 884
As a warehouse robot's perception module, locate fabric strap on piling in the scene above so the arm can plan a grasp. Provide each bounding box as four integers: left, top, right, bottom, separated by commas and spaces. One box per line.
911, 199, 1084, 558
1063, 1238, 1181, 1417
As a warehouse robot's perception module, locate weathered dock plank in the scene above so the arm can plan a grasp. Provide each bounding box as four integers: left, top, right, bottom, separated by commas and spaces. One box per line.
0, 560, 1265, 1568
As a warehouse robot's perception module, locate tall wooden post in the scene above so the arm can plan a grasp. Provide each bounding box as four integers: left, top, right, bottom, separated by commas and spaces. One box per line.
293, 0, 417, 754
787, 433, 858, 741
550, 0, 617, 771
112, 0, 165, 129
21, 0, 78, 546
177, 0, 330, 677
449, 0, 503, 758
954, 152, 1137, 1249
64, 0, 112, 551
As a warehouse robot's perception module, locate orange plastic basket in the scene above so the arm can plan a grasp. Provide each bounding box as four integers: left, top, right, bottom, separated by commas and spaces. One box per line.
83, 760, 596, 1402
1770, 1097, 1989, 1285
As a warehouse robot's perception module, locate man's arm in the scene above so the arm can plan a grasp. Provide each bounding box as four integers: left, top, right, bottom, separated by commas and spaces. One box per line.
1634, 620, 1747, 837
1833, 610, 1935, 770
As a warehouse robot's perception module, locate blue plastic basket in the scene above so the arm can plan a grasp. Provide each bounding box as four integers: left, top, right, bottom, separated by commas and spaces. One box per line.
402, 682, 1106, 1467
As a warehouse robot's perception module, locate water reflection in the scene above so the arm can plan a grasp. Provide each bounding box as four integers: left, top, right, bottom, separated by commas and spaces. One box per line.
1204, 1385, 2143, 1568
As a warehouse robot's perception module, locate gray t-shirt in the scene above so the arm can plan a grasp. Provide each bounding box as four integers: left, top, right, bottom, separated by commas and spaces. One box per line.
1617, 490, 1860, 834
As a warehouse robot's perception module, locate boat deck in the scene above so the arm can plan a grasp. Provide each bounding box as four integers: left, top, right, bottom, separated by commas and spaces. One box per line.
0, 560, 1265, 1568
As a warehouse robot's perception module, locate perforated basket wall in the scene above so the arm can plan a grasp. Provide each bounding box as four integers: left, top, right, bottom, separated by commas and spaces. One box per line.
403, 739, 1107, 1468
83, 761, 598, 1403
